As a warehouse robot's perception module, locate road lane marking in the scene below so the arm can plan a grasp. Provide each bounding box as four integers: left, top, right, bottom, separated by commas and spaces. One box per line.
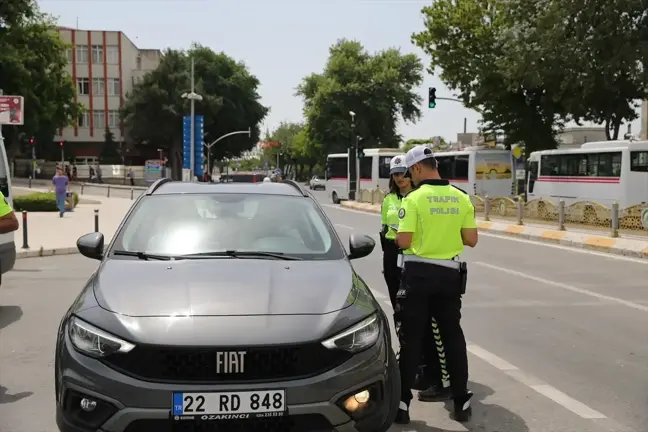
323, 202, 648, 264
467, 343, 607, 419
475, 261, 648, 312
334, 223, 354, 230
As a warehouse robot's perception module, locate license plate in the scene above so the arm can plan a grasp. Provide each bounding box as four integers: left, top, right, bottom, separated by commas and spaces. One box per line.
172, 390, 286, 420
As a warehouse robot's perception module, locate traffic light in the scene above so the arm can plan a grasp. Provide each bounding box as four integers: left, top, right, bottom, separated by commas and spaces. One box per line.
59, 141, 64, 147
356, 136, 365, 158
428, 87, 436, 108
29, 138, 34, 144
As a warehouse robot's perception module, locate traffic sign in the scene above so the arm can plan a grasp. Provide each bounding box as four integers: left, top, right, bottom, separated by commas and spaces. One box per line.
182, 115, 204, 177
0, 96, 24, 125
275, 169, 281, 175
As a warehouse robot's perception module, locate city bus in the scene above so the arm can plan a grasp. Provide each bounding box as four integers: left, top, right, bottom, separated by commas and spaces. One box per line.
526, 139, 648, 208
326, 148, 401, 203
326, 147, 515, 203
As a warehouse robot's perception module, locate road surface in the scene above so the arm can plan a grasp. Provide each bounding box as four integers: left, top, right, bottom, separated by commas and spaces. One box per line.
0, 189, 646, 432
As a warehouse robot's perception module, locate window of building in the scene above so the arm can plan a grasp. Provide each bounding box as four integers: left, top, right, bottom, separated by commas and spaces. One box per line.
93, 110, 105, 128
76, 45, 88, 63
630, 151, 648, 172
64, 48, 73, 62
92, 78, 105, 96
91, 45, 103, 64
108, 110, 120, 128
378, 156, 391, 179
107, 46, 119, 64
77, 78, 89, 95
78, 112, 90, 128
107, 78, 120, 96
136, 54, 142, 70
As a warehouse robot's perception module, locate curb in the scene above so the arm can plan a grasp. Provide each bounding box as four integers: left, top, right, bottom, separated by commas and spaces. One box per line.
340, 201, 648, 260
16, 247, 79, 260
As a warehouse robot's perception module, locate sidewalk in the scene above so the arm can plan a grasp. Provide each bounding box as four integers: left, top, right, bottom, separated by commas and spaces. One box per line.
14, 194, 134, 259
341, 201, 648, 259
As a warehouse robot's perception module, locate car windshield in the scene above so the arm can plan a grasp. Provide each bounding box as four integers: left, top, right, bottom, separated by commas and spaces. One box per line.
111, 193, 344, 260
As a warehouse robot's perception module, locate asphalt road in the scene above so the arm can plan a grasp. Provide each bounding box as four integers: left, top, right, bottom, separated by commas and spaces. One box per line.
1, 189, 646, 432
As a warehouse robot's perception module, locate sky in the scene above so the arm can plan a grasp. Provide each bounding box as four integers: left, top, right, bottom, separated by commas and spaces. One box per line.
37, 0, 642, 143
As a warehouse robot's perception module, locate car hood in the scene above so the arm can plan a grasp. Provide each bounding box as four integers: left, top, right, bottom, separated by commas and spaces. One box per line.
93, 258, 355, 317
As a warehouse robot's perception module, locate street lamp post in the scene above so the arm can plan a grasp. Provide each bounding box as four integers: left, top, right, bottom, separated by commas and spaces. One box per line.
203, 128, 252, 180
348, 111, 357, 201
181, 57, 203, 180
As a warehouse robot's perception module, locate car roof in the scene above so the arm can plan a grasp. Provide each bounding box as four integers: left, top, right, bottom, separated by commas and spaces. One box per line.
146, 179, 309, 197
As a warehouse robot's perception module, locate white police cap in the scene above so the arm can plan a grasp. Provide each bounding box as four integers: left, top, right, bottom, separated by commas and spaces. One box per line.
389, 154, 407, 175
405, 145, 436, 168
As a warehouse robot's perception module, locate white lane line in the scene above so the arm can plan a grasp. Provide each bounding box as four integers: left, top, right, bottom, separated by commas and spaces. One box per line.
467, 343, 607, 419
334, 223, 354, 230
371, 290, 387, 300
475, 261, 648, 312
323, 202, 648, 264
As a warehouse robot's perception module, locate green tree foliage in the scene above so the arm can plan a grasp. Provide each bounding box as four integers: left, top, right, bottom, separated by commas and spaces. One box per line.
0, 0, 83, 155
297, 39, 424, 158
100, 127, 121, 164
497, 0, 648, 140
120, 44, 269, 179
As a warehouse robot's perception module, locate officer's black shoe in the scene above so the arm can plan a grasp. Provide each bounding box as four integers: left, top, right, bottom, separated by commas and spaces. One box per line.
453, 391, 473, 423
418, 385, 452, 402
394, 401, 410, 424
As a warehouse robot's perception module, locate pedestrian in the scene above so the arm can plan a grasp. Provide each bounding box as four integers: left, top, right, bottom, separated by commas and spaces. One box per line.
52, 166, 69, 217
89, 166, 95, 183
127, 167, 135, 186
394, 145, 478, 424
95, 164, 103, 184
72, 164, 78, 181
65, 164, 71, 179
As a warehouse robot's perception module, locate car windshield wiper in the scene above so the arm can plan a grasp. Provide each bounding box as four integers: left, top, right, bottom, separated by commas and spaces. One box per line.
112, 250, 175, 261
181, 250, 302, 260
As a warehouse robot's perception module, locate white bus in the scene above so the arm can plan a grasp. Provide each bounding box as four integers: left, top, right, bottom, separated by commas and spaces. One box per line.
326, 147, 515, 203
326, 148, 402, 203
526, 140, 648, 208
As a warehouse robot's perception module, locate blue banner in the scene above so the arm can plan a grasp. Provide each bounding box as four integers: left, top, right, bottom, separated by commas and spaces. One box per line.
182, 115, 204, 177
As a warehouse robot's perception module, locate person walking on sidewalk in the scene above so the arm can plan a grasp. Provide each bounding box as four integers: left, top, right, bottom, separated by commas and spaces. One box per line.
52, 166, 69, 217
127, 167, 135, 186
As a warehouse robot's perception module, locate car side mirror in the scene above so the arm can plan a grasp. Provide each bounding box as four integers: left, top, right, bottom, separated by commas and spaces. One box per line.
348, 234, 375, 260
77, 232, 104, 260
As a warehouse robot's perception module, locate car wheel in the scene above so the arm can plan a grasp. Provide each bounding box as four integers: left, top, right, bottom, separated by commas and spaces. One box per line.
332, 192, 340, 204
375, 348, 401, 432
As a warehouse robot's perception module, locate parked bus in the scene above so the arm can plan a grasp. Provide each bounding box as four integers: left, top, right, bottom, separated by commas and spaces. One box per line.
0, 136, 15, 277
326, 148, 401, 203
326, 147, 515, 203
526, 139, 648, 208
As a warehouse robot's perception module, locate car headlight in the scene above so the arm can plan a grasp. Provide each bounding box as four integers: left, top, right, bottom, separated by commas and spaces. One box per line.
68, 316, 135, 357
322, 315, 380, 353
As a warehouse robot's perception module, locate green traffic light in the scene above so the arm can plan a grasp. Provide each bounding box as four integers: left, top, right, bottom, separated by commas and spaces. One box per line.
429, 102, 436, 108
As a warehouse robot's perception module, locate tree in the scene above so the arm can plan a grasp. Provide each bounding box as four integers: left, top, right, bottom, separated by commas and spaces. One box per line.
0, 2, 83, 156
497, 0, 648, 139
100, 127, 121, 163
411, 0, 564, 153
121, 44, 269, 179
297, 39, 424, 159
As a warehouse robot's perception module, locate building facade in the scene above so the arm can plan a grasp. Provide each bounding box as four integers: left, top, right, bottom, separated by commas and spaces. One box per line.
54, 27, 161, 157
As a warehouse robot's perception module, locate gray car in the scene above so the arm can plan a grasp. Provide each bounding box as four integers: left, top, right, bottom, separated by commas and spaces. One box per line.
55, 179, 400, 432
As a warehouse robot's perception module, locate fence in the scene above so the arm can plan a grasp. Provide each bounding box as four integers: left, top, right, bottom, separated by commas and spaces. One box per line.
356, 189, 648, 237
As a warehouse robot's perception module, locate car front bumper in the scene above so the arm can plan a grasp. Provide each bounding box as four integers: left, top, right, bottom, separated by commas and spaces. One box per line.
56, 332, 393, 432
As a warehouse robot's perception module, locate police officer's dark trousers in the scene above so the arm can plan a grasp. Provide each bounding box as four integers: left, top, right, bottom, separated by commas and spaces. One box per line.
397, 261, 468, 404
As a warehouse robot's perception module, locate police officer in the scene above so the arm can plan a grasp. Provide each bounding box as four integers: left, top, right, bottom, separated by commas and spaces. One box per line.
382, 155, 451, 403
0, 191, 19, 286
394, 146, 478, 424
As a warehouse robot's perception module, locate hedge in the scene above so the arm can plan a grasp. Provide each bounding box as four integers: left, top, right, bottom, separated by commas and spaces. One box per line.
13, 192, 80, 212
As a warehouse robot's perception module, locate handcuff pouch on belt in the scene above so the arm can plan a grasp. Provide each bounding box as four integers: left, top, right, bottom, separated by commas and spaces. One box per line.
458, 261, 468, 295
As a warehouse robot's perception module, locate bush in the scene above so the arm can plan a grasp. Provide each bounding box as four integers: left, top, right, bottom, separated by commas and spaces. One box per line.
13, 192, 80, 212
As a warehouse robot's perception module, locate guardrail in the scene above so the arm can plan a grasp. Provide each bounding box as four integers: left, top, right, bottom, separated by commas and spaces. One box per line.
357, 189, 648, 237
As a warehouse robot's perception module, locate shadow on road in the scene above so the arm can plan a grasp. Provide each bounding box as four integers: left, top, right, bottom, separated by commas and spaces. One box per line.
0, 305, 23, 331
391, 381, 529, 432
0, 386, 33, 404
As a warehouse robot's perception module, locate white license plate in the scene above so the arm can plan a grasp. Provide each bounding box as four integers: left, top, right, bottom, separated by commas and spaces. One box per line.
172, 390, 286, 419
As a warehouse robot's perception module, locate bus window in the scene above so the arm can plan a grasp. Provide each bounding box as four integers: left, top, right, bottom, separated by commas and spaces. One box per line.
359, 157, 372, 179
528, 161, 538, 193
540, 155, 558, 175
631, 151, 648, 172
436, 156, 454, 179
597, 152, 621, 177
378, 156, 391, 179
327, 158, 347, 178
587, 154, 599, 176
455, 156, 469, 180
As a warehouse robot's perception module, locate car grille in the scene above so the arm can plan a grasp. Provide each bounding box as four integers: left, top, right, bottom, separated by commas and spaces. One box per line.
123, 414, 334, 432
102, 343, 353, 383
